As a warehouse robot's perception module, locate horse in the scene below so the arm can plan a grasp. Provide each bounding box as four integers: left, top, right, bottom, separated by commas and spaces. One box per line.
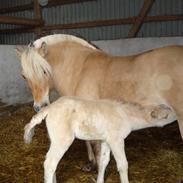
24, 96, 173, 183
16, 34, 182, 170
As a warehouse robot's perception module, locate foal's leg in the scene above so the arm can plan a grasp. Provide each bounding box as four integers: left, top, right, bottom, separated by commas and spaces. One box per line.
44, 139, 73, 183
96, 142, 110, 183
53, 173, 57, 183
108, 139, 129, 183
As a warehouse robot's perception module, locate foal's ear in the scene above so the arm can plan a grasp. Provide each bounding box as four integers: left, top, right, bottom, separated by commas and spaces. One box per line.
38, 42, 48, 57
15, 47, 24, 59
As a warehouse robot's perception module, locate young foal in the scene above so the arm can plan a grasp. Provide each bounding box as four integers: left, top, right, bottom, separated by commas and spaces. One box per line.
24, 96, 173, 183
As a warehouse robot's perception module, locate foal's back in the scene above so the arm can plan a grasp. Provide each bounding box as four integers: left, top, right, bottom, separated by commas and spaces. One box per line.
45, 97, 173, 141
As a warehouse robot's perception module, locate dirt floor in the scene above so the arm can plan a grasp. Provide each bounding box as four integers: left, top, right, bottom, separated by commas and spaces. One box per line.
0, 103, 183, 183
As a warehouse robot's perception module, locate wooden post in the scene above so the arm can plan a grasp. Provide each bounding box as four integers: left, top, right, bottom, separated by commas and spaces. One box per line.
34, 0, 43, 38
128, 0, 155, 38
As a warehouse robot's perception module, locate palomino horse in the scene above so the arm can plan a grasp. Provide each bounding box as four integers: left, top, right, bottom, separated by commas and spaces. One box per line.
16, 34, 181, 170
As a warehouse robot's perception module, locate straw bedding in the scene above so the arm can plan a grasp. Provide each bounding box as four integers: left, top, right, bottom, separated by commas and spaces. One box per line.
0, 104, 183, 183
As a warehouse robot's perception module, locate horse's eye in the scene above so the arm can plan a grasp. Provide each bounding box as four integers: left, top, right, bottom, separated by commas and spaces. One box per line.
21, 74, 26, 79
43, 70, 47, 75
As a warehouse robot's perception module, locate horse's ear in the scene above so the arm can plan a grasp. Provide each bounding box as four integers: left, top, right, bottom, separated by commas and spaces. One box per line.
38, 42, 48, 57
15, 47, 24, 59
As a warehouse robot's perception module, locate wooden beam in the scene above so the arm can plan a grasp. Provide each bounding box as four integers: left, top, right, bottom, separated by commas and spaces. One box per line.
0, 17, 135, 34
0, 15, 43, 26
44, 18, 136, 30
0, 0, 96, 14
128, 0, 155, 38
34, 0, 43, 37
1, 15, 183, 34
0, 3, 33, 14
34, 0, 42, 20
146, 15, 183, 22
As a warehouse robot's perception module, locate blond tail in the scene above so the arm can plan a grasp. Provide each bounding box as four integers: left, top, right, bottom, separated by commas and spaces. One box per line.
24, 108, 48, 144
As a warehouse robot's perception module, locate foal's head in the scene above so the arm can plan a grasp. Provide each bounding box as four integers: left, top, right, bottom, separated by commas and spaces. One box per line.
16, 42, 52, 112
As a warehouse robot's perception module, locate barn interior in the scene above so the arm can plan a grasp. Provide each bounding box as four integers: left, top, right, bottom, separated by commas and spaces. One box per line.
0, 0, 183, 183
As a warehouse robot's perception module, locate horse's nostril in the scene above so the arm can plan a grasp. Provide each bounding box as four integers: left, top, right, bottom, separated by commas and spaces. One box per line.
34, 105, 41, 112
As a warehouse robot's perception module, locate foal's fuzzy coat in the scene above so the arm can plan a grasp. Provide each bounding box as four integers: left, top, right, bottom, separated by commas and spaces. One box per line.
24, 96, 173, 183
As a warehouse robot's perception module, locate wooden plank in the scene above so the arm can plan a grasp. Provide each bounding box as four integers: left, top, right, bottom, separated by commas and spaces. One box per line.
0, 17, 135, 34
128, 0, 155, 38
44, 18, 136, 30
1, 15, 183, 34
0, 0, 96, 14
0, 3, 33, 14
146, 15, 183, 22
0, 15, 43, 25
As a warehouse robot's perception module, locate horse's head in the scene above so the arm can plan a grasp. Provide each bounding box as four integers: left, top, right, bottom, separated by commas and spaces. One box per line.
16, 42, 52, 112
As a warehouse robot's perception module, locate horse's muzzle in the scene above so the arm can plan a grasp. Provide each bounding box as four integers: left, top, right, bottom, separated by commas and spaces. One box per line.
34, 102, 49, 112
34, 105, 41, 112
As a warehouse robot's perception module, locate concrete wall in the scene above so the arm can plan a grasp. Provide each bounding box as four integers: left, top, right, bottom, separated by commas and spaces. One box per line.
1, 36, 183, 105
0, 45, 32, 105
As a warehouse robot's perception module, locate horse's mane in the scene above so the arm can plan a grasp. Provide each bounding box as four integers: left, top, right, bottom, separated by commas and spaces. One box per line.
21, 47, 52, 80
22, 34, 96, 81
33, 34, 96, 49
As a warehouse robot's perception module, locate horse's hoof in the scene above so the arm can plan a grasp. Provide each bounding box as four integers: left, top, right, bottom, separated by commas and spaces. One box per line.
82, 162, 97, 172
181, 179, 183, 183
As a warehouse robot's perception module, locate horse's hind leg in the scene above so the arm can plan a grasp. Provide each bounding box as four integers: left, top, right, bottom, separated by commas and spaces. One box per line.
44, 139, 73, 183
177, 118, 183, 140
173, 108, 183, 140
108, 139, 129, 183
96, 142, 110, 183
82, 141, 97, 172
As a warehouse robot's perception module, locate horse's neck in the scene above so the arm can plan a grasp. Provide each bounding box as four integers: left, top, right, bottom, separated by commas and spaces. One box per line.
46, 42, 96, 95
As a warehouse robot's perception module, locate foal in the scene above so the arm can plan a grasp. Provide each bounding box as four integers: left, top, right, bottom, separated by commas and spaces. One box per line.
24, 96, 173, 183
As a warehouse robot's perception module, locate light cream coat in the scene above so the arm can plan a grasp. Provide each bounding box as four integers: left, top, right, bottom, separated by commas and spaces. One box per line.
24, 96, 173, 183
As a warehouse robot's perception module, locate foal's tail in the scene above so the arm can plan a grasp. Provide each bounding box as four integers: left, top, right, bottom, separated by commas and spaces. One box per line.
24, 108, 48, 144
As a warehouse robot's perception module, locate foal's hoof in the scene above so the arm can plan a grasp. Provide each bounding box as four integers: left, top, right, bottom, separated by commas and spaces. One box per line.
82, 162, 97, 172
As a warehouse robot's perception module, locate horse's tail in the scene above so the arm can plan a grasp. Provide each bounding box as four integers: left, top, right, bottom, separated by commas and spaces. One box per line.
24, 107, 48, 144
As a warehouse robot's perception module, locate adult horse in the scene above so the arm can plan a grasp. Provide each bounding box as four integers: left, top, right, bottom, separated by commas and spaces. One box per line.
16, 34, 181, 170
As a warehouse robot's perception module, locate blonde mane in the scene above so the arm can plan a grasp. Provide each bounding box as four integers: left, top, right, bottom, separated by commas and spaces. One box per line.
21, 47, 52, 80
22, 34, 95, 81
33, 34, 96, 49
